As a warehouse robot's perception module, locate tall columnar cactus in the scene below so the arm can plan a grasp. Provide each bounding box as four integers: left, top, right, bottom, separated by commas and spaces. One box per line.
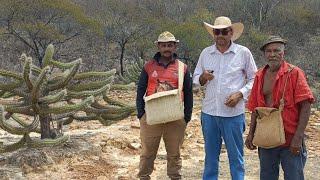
119, 57, 145, 84
0, 44, 135, 153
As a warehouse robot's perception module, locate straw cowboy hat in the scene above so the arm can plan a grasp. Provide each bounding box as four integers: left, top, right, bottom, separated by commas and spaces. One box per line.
204, 16, 244, 41
154, 31, 179, 44
260, 35, 287, 51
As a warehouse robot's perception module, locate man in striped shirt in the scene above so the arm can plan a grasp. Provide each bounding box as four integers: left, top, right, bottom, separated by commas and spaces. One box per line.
193, 16, 257, 180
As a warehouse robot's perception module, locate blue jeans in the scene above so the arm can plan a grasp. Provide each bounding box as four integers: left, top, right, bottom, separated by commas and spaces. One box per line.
258, 142, 307, 180
201, 112, 245, 180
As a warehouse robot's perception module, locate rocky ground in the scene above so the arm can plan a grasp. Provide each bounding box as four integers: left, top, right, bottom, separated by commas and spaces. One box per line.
0, 91, 319, 180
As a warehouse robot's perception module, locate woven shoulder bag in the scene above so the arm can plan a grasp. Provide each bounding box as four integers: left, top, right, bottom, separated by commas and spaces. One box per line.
144, 60, 184, 125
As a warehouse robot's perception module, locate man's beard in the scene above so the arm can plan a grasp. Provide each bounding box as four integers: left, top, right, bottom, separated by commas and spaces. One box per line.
267, 60, 281, 71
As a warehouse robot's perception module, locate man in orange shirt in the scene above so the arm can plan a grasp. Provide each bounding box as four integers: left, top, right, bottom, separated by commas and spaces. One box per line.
245, 36, 315, 180
136, 31, 193, 180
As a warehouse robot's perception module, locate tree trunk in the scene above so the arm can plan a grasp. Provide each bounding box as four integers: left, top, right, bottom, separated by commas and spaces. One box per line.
40, 115, 51, 139
120, 45, 126, 76
258, 1, 263, 31
139, 50, 144, 60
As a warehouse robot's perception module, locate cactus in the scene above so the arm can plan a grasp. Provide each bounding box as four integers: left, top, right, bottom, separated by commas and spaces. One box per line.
0, 44, 135, 152
119, 57, 145, 84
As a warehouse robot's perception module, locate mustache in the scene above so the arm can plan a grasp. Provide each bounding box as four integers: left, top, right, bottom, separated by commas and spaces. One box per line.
163, 51, 172, 54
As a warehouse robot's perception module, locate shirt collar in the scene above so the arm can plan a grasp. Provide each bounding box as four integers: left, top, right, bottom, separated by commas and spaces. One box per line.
153, 52, 178, 67
210, 41, 237, 54
257, 60, 289, 79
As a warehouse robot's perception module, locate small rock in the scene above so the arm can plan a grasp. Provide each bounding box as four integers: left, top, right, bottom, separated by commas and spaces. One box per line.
308, 154, 315, 158
182, 154, 191, 160
0, 156, 6, 162
77, 157, 83, 162
128, 142, 141, 150
196, 144, 204, 148
91, 156, 100, 161
157, 154, 166, 160
86, 125, 97, 130
118, 175, 130, 180
100, 142, 107, 147
64, 153, 73, 158
52, 166, 59, 172
21, 164, 33, 174
197, 139, 204, 144
131, 121, 140, 129
185, 132, 193, 139
119, 127, 129, 131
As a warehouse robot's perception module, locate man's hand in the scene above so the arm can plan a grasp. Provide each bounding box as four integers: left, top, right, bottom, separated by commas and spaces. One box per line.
245, 133, 257, 150
199, 70, 214, 86
289, 134, 303, 155
225, 91, 243, 107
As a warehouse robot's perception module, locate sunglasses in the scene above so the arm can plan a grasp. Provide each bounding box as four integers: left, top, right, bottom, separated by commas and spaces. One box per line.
213, 28, 231, 36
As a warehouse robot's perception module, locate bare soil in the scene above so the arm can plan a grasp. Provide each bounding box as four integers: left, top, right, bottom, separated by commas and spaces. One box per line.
0, 91, 319, 180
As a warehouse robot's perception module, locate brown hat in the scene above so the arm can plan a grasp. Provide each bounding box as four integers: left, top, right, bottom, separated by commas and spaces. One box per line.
260, 35, 287, 51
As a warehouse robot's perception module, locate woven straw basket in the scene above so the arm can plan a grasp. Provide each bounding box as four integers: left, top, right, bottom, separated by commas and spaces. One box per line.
144, 60, 184, 125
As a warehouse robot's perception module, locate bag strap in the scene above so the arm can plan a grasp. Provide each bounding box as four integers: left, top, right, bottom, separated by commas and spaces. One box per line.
177, 60, 184, 93
279, 64, 295, 110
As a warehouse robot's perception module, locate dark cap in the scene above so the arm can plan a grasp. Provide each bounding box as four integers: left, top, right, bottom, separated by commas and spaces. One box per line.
260, 35, 287, 51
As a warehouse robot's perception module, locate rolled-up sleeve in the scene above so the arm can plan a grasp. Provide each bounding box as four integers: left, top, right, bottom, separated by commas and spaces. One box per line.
293, 69, 315, 104
239, 50, 257, 100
